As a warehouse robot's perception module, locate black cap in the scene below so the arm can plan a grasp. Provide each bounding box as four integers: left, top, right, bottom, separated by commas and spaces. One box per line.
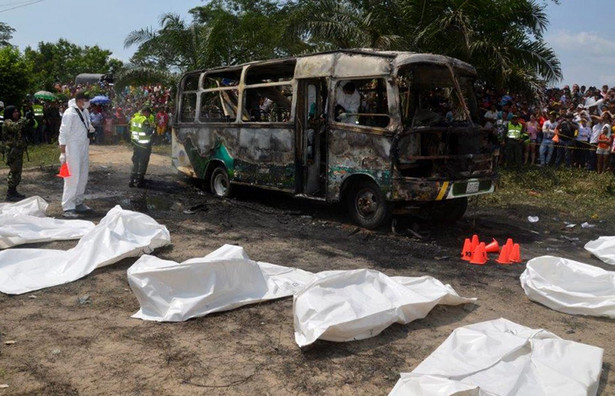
141, 106, 152, 113
75, 92, 90, 100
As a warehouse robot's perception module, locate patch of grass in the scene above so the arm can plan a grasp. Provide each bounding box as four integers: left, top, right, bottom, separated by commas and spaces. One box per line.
483, 167, 615, 221
0, 144, 59, 170
0, 143, 171, 171
152, 144, 171, 156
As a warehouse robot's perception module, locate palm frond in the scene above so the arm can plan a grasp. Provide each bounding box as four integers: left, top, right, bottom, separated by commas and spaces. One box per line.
114, 66, 176, 91
124, 28, 156, 49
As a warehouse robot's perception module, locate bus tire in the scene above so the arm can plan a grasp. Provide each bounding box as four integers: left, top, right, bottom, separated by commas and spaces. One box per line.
210, 166, 232, 198
427, 197, 468, 223
346, 179, 392, 229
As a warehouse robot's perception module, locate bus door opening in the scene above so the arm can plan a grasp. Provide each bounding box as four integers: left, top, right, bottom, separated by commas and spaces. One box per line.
300, 79, 327, 196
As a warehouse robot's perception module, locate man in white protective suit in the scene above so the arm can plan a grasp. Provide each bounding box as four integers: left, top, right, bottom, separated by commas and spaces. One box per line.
58, 92, 95, 218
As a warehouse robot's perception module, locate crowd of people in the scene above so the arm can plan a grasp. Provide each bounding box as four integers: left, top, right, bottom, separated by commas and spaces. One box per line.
479, 84, 615, 174
1, 81, 170, 206
0, 81, 173, 147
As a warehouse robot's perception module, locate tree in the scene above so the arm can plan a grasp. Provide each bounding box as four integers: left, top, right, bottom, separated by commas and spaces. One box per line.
23, 39, 123, 90
0, 21, 14, 47
397, 0, 561, 94
0, 46, 31, 106
124, 0, 301, 72
123, 0, 561, 96
125, 13, 207, 71
287, 0, 402, 50
290, 0, 561, 95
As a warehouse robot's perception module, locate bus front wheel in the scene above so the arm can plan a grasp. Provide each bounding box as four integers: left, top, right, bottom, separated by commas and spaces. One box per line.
346, 180, 392, 229
210, 166, 232, 198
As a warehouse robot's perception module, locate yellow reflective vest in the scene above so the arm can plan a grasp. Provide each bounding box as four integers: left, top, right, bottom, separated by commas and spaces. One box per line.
33, 104, 44, 118
130, 112, 155, 146
507, 123, 523, 140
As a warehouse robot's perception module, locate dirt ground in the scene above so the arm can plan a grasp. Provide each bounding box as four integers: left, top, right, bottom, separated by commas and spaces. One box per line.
1, 144, 614, 395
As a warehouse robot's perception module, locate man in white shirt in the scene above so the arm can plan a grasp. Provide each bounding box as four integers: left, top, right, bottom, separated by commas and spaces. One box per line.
335, 82, 360, 124
483, 105, 498, 128
539, 111, 558, 166
575, 117, 592, 168
58, 92, 95, 218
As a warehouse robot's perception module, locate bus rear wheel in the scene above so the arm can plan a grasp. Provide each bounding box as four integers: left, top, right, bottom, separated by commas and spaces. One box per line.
210, 166, 232, 198
346, 180, 392, 229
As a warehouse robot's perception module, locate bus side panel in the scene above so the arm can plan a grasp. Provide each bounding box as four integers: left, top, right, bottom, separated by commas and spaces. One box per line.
234, 126, 295, 191
172, 127, 199, 178
173, 125, 237, 179
173, 125, 296, 191
326, 128, 393, 201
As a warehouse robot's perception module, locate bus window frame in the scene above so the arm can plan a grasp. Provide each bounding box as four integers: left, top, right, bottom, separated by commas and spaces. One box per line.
199, 86, 241, 124
329, 76, 394, 132
241, 81, 295, 125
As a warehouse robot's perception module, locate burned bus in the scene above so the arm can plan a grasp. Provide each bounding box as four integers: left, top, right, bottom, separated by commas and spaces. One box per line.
172, 50, 497, 229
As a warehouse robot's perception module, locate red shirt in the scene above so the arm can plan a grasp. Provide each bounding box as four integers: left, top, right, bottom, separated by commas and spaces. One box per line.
156, 111, 169, 127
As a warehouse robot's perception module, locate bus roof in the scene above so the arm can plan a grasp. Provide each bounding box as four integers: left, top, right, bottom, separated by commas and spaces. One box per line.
184, 49, 477, 80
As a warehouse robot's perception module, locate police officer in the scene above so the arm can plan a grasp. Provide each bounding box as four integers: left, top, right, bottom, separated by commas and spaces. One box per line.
2, 105, 33, 201
32, 99, 45, 144
129, 106, 155, 187
505, 114, 526, 168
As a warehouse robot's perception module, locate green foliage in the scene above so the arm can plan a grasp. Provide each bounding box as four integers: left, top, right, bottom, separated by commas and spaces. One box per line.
23, 39, 123, 90
125, 0, 302, 73
0, 21, 14, 47
484, 167, 615, 221
0, 46, 32, 105
290, 0, 561, 95
0, 144, 58, 171
123, 0, 561, 97
287, 0, 403, 50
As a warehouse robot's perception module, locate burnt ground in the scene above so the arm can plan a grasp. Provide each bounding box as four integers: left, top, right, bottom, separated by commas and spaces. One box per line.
1, 144, 614, 395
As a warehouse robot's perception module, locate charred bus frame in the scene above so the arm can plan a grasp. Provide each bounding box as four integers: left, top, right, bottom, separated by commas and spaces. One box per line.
172, 50, 497, 228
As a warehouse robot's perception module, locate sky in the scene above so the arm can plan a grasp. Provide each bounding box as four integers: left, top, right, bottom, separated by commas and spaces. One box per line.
2, 0, 614, 88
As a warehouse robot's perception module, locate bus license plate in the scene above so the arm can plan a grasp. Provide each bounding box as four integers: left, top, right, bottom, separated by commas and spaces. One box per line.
466, 181, 479, 194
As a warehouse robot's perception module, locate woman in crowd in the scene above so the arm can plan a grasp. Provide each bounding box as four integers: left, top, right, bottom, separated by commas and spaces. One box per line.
524, 113, 539, 165
596, 123, 612, 174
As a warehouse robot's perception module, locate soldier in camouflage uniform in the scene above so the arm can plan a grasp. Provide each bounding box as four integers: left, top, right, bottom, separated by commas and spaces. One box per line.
1, 105, 31, 201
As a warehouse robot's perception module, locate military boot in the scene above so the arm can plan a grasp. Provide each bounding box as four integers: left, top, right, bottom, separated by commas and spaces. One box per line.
6, 187, 25, 202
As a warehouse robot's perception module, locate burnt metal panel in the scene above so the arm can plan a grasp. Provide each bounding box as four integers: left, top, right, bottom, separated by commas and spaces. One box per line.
294, 54, 336, 79
175, 124, 295, 191
326, 128, 393, 201
393, 53, 477, 77
333, 54, 393, 78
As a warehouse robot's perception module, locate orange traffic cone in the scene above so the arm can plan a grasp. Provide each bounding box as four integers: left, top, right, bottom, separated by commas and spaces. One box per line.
510, 243, 522, 263
470, 234, 480, 253
56, 163, 71, 178
485, 238, 500, 253
461, 238, 472, 261
496, 243, 512, 265
470, 242, 488, 265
